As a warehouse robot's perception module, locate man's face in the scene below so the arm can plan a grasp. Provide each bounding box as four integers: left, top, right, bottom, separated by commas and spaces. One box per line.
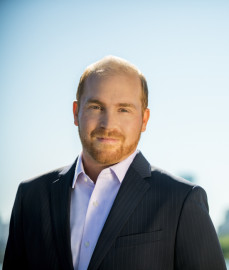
73, 73, 150, 166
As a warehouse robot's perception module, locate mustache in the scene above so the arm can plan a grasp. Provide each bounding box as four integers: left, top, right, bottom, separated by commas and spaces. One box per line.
91, 128, 124, 140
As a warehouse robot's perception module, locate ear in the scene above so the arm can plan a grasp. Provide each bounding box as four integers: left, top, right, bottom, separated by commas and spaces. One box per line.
141, 108, 150, 132
73, 101, 79, 126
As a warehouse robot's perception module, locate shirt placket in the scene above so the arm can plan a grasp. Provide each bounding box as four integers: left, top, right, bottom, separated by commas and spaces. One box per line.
78, 169, 119, 270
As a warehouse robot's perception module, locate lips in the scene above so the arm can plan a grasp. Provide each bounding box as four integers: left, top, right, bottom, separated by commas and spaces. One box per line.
96, 137, 119, 143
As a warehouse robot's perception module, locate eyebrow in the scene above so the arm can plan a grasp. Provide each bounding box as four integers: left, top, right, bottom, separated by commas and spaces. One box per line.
86, 99, 136, 109
116, 103, 137, 109
86, 99, 104, 104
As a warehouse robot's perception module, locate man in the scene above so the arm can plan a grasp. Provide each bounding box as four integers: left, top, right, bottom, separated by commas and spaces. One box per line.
3, 56, 226, 270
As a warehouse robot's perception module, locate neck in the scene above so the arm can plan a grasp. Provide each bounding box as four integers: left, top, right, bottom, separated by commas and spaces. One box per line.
81, 154, 108, 183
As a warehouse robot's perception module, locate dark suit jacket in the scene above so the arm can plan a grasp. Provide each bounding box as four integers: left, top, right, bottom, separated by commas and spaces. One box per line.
3, 152, 226, 270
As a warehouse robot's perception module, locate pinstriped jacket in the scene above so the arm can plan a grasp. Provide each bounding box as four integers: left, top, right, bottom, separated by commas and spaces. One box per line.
3, 152, 227, 270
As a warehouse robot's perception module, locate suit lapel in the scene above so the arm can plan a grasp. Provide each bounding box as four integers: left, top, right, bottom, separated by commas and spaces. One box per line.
50, 161, 77, 270
88, 152, 151, 270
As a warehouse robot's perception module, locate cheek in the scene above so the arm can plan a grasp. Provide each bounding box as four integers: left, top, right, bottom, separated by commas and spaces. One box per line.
79, 114, 98, 132
121, 117, 143, 134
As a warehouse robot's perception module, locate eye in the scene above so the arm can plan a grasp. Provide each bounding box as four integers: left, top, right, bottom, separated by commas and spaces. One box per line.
118, 108, 129, 113
90, 105, 102, 110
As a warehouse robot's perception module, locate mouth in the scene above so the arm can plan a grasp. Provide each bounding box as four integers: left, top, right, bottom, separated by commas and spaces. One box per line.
96, 137, 119, 144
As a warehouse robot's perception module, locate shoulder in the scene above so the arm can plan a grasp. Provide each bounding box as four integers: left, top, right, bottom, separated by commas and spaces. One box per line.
132, 152, 205, 200
133, 152, 195, 188
150, 165, 195, 189
18, 160, 77, 194
21, 166, 66, 186
150, 165, 207, 201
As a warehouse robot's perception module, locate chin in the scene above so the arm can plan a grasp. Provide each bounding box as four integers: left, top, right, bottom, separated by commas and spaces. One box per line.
90, 146, 135, 166
92, 152, 122, 165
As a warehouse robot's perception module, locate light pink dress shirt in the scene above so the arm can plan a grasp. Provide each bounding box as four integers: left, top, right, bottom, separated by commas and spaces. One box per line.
70, 150, 138, 270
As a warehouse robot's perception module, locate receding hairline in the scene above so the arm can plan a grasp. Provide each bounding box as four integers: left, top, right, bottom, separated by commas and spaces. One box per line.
84, 55, 142, 77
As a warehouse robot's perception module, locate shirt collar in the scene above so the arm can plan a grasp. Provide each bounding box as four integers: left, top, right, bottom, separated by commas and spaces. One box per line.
72, 150, 138, 188
109, 150, 138, 183
72, 153, 85, 188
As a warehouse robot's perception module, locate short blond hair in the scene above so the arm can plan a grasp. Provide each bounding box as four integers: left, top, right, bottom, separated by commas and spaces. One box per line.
76, 56, 148, 111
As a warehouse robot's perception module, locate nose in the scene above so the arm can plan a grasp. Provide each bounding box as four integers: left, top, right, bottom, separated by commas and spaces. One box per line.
100, 110, 117, 130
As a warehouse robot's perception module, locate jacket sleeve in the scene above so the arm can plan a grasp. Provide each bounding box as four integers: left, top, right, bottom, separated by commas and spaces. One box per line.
3, 183, 28, 270
175, 186, 227, 270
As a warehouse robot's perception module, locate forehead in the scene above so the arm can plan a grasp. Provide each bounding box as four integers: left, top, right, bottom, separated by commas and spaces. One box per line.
82, 73, 142, 102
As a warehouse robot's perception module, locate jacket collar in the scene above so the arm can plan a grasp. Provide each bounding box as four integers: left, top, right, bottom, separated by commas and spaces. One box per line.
50, 159, 77, 270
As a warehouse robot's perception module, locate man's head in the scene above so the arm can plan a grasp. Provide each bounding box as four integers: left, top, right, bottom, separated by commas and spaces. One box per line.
76, 56, 148, 114
73, 56, 150, 167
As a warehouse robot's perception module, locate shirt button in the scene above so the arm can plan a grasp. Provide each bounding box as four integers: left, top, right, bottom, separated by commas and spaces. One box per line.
93, 201, 98, 207
85, 241, 90, 247
84, 177, 87, 182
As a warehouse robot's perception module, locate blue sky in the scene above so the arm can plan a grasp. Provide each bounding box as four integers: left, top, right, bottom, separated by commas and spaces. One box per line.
0, 0, 229, 229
